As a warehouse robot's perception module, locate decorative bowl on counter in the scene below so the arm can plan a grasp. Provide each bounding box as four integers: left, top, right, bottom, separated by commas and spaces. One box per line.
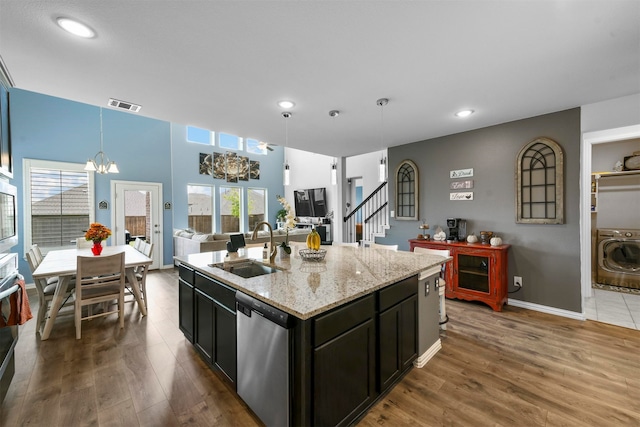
299, 248, 327, 262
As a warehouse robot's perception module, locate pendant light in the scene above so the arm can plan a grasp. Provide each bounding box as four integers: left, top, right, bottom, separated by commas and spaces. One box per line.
377, 98, 388, 182
282, 112, 291, 186
329, 110, 340, 185
330, 161, 338, 185
84, 108, 119, 174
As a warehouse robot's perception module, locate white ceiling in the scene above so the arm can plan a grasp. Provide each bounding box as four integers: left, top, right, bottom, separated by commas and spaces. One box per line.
1, 1, 638, 158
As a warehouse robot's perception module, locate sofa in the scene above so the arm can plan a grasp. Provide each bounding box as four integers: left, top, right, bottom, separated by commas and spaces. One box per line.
173, 228, 310, 259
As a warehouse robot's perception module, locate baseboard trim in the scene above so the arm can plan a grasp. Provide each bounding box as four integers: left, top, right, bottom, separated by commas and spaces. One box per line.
413, 338, 442, 368
508, 298, 585, 321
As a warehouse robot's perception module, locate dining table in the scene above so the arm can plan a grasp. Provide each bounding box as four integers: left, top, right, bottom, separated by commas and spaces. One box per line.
32, 245, 152, 340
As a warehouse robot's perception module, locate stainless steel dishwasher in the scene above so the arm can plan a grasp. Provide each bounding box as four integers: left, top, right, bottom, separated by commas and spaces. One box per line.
236, 291, 291, 427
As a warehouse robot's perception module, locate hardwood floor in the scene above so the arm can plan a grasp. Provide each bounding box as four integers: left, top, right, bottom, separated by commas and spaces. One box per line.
2, 268, 639, 426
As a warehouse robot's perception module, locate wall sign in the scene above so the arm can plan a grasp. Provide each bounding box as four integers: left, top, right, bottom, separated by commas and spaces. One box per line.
450, 180, 474, 190
164, 202, 172, 210
98, 200, 108, 210
450, 168, 473, 178
450, 192, 473, 201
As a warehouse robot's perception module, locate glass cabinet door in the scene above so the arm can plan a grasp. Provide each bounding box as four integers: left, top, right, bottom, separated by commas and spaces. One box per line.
457, 254, 490, 293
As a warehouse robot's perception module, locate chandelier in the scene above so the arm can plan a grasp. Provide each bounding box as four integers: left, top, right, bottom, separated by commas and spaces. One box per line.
84, 108, 119, 174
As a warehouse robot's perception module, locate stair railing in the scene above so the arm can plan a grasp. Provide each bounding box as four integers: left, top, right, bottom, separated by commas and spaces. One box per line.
343, 181, 388, 244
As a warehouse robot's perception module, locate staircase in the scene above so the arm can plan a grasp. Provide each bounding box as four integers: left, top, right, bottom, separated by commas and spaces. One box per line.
343, 181, 389, 245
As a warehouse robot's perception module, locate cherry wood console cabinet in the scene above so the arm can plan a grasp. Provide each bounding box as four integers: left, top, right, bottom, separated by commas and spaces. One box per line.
409, 239, 511, 311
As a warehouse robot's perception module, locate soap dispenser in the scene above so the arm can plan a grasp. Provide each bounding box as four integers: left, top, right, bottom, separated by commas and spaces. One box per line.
262, 243, 268, 261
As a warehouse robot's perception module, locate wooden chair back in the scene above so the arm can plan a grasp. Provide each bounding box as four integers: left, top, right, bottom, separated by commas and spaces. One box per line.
75, 252, 126, 339
134, 237, 144, 251
30, 244, 44, 265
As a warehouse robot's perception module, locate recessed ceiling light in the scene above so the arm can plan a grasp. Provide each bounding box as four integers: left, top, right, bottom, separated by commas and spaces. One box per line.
455, 109, 474, 118
278, 100, 295, 109
56, 17, 96, 38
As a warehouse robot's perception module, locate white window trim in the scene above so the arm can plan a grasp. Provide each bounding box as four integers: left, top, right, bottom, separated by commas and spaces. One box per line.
187, 183, 216, 233
247, 187, 268, 230
219, 186, 244, 233
22, 159, 95, 255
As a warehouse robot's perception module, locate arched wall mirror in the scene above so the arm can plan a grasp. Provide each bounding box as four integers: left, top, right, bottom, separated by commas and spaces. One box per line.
395, 159, 419, 221
516, 137, 564, 224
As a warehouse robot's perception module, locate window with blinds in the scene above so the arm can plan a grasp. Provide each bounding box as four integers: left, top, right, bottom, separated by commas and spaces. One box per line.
24, 160, 95, 252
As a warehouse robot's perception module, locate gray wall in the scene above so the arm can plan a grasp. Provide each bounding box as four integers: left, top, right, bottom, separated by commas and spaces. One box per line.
381, 108, 582, 312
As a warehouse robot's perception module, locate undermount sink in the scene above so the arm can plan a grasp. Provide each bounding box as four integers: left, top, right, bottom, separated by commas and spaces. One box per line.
209, 260, 279, 279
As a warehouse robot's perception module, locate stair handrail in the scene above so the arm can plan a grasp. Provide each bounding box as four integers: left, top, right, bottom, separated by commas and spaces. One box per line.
343, 181, 387, 222
364, 202, 388, 224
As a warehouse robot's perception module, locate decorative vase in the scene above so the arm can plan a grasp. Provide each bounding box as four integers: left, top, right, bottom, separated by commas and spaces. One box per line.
279, 245, 290, 259
91, 241, 103, 256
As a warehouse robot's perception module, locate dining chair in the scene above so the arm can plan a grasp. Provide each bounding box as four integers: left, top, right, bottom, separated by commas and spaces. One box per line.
370, 242, 398, 251
76, 237, 93, 249
26, 250, 75, 334
413, 246, 451, 329
75, 252, 126, 339
332, 242, 360, 247
134, 237, 144, 251
30, 244, 44, 264
126, 242, 153, 307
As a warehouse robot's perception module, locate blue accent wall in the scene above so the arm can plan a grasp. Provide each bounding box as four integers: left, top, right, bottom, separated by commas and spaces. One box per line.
170, 123, 285, 233
9, 88, 285, 281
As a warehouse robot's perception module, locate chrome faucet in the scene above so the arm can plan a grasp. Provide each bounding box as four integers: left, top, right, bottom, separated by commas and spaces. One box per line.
252, 221, 277, 263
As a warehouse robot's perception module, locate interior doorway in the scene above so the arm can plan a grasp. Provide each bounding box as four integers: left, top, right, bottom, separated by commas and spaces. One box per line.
581, 125, 640, 325
111, 180, 163, 269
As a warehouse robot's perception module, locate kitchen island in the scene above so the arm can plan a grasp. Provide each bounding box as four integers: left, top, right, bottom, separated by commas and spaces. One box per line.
175, 244, 445, 426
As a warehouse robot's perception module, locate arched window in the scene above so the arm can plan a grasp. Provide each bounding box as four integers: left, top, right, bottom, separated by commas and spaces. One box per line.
516, 137, 564, 224
395, 160, 419, 220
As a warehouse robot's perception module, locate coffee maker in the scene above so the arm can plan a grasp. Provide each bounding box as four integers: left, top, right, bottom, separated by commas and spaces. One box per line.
446, 218, 467, 241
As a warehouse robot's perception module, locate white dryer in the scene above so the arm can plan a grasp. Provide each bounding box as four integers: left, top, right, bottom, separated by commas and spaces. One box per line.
597, 229, 640, 289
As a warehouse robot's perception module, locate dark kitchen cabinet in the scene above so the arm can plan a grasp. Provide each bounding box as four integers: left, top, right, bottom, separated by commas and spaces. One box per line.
312, 294, 376, 427
178, 265, 194, 342
179, 269, 237, 386
378, 275, 418, 392
194, 288, 215, 361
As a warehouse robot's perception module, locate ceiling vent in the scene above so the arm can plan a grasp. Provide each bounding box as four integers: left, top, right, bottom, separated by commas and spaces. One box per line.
107, 98, 141, 113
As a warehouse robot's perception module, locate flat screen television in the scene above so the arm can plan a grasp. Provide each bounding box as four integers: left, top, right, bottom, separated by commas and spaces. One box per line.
294, 187, 327, 218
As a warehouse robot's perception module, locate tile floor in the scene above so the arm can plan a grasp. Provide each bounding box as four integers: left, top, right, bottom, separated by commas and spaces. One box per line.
584, 287, 640, 330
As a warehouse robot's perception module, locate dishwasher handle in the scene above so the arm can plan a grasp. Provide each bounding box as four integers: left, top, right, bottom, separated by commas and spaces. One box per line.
236, 291, 291, 329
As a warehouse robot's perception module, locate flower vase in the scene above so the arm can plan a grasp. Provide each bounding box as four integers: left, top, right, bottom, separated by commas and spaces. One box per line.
91, 241, 103, 256
279, 245, 290, 259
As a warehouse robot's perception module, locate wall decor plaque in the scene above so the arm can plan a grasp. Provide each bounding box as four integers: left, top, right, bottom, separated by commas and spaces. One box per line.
450, 192, 473, 201
450, 168, 473, 178
450, 180, 474, 190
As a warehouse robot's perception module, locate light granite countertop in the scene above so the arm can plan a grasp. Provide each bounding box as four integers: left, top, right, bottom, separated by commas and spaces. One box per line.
175, 243, 447, 320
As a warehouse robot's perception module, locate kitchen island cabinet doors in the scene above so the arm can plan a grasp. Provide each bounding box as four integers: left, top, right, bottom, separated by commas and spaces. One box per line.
191, 271, 237, 386
312, 294, 377, 427
409, 239, 510, 311
178, 265, 195, 342
378, 275, 418, 391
